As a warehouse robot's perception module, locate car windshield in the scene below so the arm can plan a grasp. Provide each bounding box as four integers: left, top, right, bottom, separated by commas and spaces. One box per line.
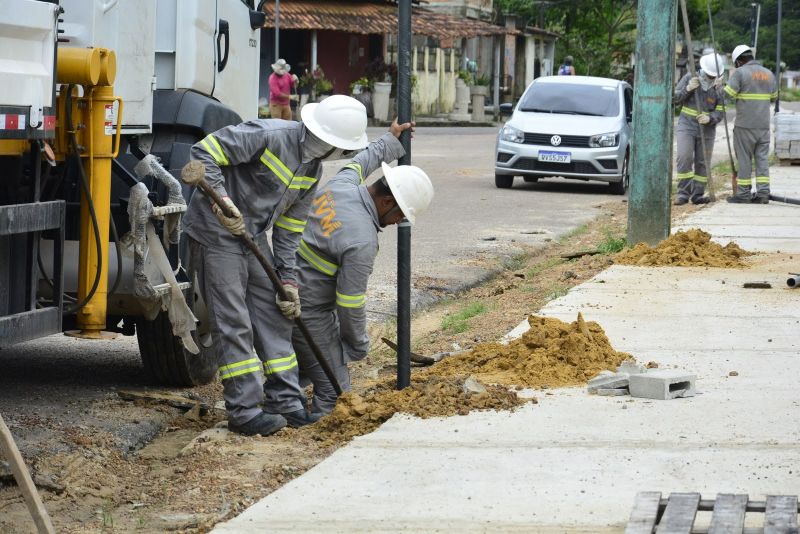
518, 83, 620, 117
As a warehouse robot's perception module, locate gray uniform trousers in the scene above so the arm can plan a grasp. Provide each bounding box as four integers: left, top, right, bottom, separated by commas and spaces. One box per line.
676, 129, 715, 202
733, 127, 771, 199
188, 237, 303, 425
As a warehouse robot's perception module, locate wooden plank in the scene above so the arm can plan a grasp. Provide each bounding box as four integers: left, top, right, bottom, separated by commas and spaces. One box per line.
656, 493, 701, 534
626, 491, 662, 534
709, 493, 748, 534
765, 495, 798, 534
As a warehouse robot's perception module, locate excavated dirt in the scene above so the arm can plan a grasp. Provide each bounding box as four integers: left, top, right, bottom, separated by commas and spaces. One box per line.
615, 228, 752, 267
427, 313, 632, 388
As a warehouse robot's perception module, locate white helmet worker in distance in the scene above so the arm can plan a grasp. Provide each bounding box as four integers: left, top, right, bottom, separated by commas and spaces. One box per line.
372, 162, 434, 226
301, 94, 369, 160
699, 53, 725, 78
731, 44, 753, 66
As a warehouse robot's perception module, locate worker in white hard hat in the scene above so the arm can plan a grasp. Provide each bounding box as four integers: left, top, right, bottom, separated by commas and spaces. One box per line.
268, 58, 298, 120
720, 44, 778, 203
286, 121, 434, 416
673, 53, 726, 205
182, 95, 372, 436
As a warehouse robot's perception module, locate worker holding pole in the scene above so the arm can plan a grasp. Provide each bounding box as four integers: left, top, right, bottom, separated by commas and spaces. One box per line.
182, 95, 369, 436
673, 53, 725, 205
288, 120, 434, 416
721, 45, 778, 204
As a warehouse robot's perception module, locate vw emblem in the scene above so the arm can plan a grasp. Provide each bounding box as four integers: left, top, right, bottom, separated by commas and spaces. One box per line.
550, 135, 562, 146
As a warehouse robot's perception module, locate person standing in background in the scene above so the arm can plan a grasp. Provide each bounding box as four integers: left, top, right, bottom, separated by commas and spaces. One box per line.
558, 56, 576, 76
269, 59, 298, 120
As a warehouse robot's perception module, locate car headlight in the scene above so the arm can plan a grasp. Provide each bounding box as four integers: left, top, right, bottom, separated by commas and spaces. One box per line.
589, 132, 619, 147
500, 124, 524, 144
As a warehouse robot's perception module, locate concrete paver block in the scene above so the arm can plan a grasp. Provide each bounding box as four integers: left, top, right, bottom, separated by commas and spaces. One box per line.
596, 388, 629, 396
629, 370, 696, 400
587, 372, 629, 393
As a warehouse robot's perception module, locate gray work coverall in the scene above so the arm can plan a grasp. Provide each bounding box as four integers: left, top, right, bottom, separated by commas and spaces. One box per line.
289, 133, 404, 414
721, 61, 777, 199
673, 72, 723, 202
183, 119, 321, 425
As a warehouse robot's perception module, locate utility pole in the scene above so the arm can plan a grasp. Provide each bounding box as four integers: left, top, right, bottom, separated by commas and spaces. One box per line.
775, 0, 782, 113
749, 1, 761, 56
627, 0, 677, 246
396, 0, 412, 390
274, 0, 280, 62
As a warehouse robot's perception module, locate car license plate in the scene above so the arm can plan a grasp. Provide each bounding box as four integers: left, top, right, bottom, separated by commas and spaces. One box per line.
538, 151, 571, 163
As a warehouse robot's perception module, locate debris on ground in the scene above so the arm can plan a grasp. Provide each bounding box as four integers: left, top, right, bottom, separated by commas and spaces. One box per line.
743, 281, 772, 288
615, 229, 752, 267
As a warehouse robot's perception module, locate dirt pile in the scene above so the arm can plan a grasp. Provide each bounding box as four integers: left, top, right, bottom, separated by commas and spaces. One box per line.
615, 229, 752, 267
429, 313, 631, 388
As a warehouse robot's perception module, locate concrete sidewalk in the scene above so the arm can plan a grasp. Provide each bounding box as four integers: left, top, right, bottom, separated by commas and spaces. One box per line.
214, 167, 800, 533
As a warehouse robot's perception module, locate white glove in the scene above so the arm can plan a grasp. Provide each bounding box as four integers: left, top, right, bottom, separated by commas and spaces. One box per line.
275, 282, 301, 319
697, 113, 711, 125
713, 76, 724, 89
686, 76, 700, 92
212, 197, 245, 236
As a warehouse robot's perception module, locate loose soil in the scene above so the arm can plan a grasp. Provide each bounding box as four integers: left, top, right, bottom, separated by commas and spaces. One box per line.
615, 228, 753, 267
1, 199, 709, 533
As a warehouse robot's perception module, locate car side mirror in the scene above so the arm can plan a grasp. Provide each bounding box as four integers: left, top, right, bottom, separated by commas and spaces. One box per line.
499, 103, 513, 116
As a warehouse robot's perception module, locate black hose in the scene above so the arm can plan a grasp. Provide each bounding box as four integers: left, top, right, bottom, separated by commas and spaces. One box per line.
769, 194, 800, 206
64, 85, 104, 315
108, 212, 122, 296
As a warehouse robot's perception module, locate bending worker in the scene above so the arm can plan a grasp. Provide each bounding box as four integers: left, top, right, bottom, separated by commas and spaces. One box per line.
288, 125, 434, 416
182, 95, 369, 436
722, 45, 778, 204
673, 53, 725, 205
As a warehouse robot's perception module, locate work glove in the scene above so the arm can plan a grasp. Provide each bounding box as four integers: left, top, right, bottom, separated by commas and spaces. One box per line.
686, 76, 700, 92
289, 94, 299, 102
275, 281, 301, 319
713, 76, 725, 89
697, 113, 711, 125
212, 197, 246, 236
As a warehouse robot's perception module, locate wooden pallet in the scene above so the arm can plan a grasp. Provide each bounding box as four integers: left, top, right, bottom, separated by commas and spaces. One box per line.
626, 492, 800, 534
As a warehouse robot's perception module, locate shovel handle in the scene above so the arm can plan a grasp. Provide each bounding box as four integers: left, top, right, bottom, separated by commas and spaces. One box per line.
181, 161, 343, 395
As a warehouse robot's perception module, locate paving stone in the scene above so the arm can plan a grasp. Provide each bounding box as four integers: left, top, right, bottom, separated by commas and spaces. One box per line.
587, 372, 629, 393
629, 370, 696, 400
617, 361, 647, 375
596, 388, 629, 397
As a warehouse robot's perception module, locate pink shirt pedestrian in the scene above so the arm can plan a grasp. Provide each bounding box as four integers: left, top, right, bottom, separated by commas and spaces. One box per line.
269, 72, 295, 106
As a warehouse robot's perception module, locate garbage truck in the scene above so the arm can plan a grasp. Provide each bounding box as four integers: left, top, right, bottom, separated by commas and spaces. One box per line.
0, 0, 265, 385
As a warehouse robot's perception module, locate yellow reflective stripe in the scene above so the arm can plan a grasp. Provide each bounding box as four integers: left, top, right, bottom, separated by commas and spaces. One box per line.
264, 353, 298, 374
260, 149, 293, 186
736, 93, 772, 100
219, 357, 262, 380
200, 137, 229, 166
676, 171, 694, 179
680, 106, 699, 117
693, 174, 708, 184
275, 215, 307, 233
737, 178, 752, 185
289, 175, 318, 190
715, 105, 725, 111
343, 162, 364, 183
207, 135, 230, 165
755, 176, 770, 184
298, 239, 338, 275
336, 291, 366, 308
724, 85, 738, 98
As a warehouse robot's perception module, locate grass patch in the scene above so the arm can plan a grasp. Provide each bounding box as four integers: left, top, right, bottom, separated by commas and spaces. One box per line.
558, 223, 589, 243
441, 302, 487, 333
526, 257, 564, 277
780, 88, 800, 102
597, 230, 626, 254
546, 286, 569, 300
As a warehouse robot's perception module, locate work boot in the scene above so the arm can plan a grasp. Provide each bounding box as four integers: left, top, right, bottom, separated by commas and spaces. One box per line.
691, 196, 711, 205
673, 197, 689, 206
229, 412, 287, 436
726, 195, 751, 204
280, 409, 322, 428
753, 195, 769, 204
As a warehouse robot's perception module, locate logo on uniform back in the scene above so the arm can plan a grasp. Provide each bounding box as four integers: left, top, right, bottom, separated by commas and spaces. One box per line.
551, 135, 562, 146
313, 192, 342, 237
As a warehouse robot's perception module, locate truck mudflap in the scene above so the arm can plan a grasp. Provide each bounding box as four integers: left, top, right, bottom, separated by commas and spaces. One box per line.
127, 155, 198, 354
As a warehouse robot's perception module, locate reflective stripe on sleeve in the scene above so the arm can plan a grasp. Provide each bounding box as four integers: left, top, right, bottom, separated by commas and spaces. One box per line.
200, 135, 230, 166
755, 176, 770, 184
298, 239, 338, 275
264, 353, 298, 375
275, 214, 307, 233
724, 85, 739, 98
676, 171, 694, 179
289, 175, 318, 190
336, 291, 366, 309
680, 106, 699, 117
342, 162, 364, 183
260, 148, 294, 186
219, 357, 262, 380
715, 105, 725, 111
735, 92, 772, 101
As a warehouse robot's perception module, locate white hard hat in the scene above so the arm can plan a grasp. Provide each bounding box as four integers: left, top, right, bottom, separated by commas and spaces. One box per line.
301, 95, 368, 150
731, 44, 752, 63
699, 53, 724, 77
381, 162, 434, 225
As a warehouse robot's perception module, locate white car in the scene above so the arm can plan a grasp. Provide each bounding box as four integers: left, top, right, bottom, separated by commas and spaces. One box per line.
495, 76, 633, 194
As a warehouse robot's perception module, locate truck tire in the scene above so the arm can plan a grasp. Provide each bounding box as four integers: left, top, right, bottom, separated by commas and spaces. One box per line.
136, 313, 217, 386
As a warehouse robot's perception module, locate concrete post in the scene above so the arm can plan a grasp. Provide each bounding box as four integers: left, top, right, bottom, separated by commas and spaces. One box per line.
627, 0, 677, 246
311, 30, 317, 71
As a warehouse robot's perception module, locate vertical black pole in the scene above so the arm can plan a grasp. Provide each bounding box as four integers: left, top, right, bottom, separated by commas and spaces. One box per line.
396, 0, 412, 389
274, 0, 280, 62
775, 0, 782, 113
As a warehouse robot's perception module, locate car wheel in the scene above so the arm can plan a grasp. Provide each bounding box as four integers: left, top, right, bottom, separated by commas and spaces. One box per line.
522, 177, 539, 183
609, 153, 629, 195
495, 174, 514, 189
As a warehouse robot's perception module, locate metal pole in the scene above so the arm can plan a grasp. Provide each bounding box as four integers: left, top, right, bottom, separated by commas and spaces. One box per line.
396, 0, 412, 390
753, 2, 761, 55
749, 2, 758, 50
775, 0, 782, 113
627, 0, 676, 246
493, 36, 500, 121
274, 0, 280, 62
311, 29, 318, 71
